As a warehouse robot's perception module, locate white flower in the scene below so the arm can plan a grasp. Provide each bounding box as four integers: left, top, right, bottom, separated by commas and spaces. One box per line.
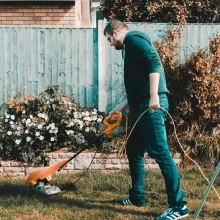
93, 108, 97, 112
85, 127, 90, 132
79, 125, 83, 129
54, 128, 58, 134
5, 119, 8, 122
25, 130, 29, 134
30, 115, 33, 119
51, 125, 56, 130
11, 125, 14, 129
38, 124, 43, 130
26, 119, 31, 124
69, 122, 74, 127
39, 135, 44, 140
44, 116, 48, 120
17, 127, 21, 130
50, 99, 54, 102
9, 121, 14, 125
22, 118, 26, 123
15, 131, 20, 136
35, 132, 40, 137
85, 111, 89, 116
92, 111, 97, 115
15, 139, 21, 145
11, 115, 15, 120
46, 126, 50, 130
7, 131, 12, 135
66, 110, 71, 114
50, 137, 54, 141
49, 130, 53, 134
6, 114, 10, 119
97, 118, 102, 123
92, 116, 97, 121
26, 137, 31, 142
22, 110, 26, 114
78, 120, 83, 125
38, 113, 42, 118
66, 130, 74, 135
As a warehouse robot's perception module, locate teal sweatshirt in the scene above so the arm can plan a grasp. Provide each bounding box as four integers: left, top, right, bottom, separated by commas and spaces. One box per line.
123, 31, 170, 107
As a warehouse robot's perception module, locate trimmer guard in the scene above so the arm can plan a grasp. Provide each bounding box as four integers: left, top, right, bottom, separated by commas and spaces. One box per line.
25, 159, 69, 186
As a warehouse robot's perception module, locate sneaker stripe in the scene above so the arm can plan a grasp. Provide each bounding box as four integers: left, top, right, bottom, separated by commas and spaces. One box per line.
166, 216, 173, 220
123, 200, 125, 205
127, 199, 132, 205
174, 212, 181, 217
182, 205, 187, 210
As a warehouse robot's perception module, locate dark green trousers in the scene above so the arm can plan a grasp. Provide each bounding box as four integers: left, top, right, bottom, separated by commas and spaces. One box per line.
126, 97, 187, 207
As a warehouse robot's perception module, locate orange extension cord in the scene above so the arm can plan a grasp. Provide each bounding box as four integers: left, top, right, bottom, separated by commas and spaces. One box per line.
123, 106, 220, 200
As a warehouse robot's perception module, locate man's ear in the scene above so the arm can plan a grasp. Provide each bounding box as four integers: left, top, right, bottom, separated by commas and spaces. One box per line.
113, 29, 119, 38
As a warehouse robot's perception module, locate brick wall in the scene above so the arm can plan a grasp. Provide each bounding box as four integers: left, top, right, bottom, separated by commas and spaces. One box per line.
0, 1, 75, 27
0, 153, 185, 178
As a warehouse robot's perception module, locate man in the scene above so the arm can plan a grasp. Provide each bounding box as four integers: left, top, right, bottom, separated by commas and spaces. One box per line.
104, 20, 189, 220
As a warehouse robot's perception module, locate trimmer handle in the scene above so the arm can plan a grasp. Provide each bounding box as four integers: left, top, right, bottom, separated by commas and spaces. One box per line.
101, 113, 123, 135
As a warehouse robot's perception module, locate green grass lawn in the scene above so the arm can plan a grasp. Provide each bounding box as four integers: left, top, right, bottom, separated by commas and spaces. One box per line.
0, 167, 220, 220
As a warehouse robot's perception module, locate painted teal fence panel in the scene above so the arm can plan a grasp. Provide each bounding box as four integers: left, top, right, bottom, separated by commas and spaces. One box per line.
0, 27, 99, 109
0, 24, 219, 113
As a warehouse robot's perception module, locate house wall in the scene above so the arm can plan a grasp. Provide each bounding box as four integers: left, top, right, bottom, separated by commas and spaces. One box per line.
0, 2, 76, 27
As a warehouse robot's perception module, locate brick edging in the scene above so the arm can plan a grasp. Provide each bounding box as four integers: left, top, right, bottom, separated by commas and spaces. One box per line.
0, 153, 184, 178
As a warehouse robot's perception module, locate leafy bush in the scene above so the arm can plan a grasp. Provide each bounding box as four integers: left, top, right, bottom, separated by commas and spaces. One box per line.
99, 0, 220, 24
181, 135, 220, 161
154, 29, 220, 137
0, 85, 104, 163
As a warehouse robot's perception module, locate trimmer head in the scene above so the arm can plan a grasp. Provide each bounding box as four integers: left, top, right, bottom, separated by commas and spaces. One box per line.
30, 179, 67, 195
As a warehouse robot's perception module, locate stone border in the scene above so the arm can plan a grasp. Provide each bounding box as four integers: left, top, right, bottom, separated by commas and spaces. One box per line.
0, 153, 183, 178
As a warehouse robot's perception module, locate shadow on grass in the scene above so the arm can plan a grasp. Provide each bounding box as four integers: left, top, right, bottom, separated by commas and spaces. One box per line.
0, 180, 159, 218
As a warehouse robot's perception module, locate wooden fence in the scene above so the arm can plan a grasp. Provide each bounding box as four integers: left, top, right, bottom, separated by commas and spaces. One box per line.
0, 22, 219, 113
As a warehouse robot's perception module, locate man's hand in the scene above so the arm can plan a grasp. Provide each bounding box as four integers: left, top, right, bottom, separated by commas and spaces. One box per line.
149, 93, 160, 113
107, 98, 129, 121
107, 109, 121, 122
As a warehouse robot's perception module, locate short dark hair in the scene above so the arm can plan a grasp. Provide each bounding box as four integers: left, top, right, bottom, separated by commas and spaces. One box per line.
104, 19, 129, 36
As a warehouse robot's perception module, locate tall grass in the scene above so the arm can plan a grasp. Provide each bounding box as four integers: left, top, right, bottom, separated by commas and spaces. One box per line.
0, 167, 220, 219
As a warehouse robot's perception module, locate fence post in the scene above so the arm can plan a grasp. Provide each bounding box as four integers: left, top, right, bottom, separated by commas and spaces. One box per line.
98, 20, 107, 113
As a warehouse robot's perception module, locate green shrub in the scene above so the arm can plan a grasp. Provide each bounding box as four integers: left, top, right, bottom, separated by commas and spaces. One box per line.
99, 0, 220, 24
0, 85, 104, 163
154, 29, 220, 137
182, 135, 220, 161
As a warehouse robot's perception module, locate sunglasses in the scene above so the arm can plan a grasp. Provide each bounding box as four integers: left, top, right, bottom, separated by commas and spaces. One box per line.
107, 35, 112, 43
